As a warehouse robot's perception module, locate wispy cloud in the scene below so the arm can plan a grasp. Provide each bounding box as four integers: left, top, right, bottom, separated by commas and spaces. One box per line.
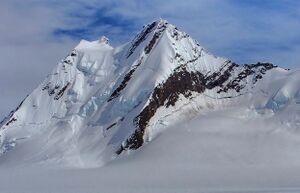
47, 0, 300, 67
52, 6, 138, 43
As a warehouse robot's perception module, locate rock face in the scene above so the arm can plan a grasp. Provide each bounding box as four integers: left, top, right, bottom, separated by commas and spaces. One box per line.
121, 62, 276, 152
0, 19, 288, 165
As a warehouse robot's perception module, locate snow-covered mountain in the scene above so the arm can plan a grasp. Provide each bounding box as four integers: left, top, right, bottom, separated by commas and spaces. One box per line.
0, 19, 299, 168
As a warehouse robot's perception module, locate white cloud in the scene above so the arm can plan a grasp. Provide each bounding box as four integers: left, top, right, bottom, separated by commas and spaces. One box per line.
0, 1, 77, 118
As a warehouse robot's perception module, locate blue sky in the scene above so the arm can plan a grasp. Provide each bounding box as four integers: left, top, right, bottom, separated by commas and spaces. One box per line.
0, 0, 300, 119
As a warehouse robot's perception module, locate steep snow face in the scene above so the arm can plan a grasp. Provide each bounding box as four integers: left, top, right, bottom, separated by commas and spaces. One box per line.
0, 38, 116, 162
0, 19, 298, 167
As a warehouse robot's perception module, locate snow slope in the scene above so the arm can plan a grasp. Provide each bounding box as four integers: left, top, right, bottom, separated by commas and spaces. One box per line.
0, 19, 300, 192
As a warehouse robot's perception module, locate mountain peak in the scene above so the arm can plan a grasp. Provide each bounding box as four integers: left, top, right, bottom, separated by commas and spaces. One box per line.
156, 18, 169, 26
143, 18, 169, 28
99, 36, 109, 44
0, 19, 290, 168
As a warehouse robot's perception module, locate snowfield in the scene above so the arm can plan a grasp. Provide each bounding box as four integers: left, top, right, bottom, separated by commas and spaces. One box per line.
0, 19, 300, 193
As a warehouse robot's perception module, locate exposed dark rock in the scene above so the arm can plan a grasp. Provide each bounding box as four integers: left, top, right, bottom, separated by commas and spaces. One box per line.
48, 89, 55, 96
126, 21, 157, 58
42, 83, 61, 96
116, 145, 125, 155
120, 129, 144, 151
144, 32, 160, 54
108, 59, 143, 102
118, 61, 276, 153
0, 95, 28, 128
63, 51, 77, 65
64, 59, 72, 64
217, 63, 276, 93
70, 51, 77, 57
106, 122, 117, 131
42, 83, 50, 91
119, 66, 206, 152
170, 28, 189, 41
144, 23, 167, 54
54, 83, 70, 100
205, 62, 238, 89
109, 23, 168, 103
5, 117, 17, 126
108, 69, 135, 101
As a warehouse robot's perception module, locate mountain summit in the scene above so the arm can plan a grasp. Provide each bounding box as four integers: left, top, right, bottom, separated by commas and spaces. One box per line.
0, 19, 299, 167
